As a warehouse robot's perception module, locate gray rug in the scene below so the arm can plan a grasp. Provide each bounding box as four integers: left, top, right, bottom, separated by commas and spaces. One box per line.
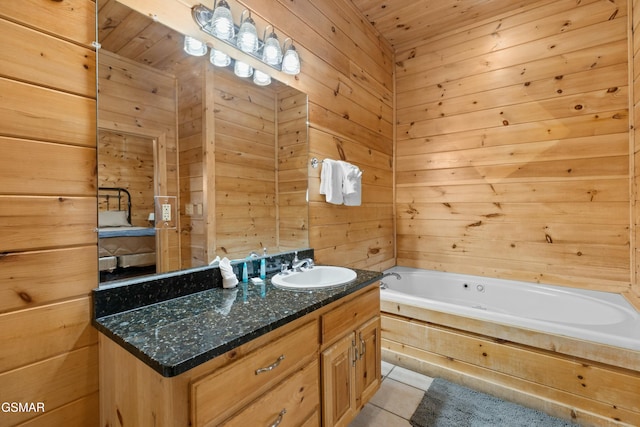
410, 378, 577, 427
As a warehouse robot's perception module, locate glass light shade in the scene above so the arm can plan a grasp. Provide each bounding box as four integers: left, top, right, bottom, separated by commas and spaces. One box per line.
234, 61, 253, 78
237, 14, 259, 53
210, 49, 231, 67
282, 45, 300, 75
211, 0, 234, 40
183, 36, 207, 56
262, 33, 282, 66
253, 69, 271, 86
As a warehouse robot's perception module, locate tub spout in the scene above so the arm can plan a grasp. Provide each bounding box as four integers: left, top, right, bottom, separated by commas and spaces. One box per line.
380, 272, 401, 289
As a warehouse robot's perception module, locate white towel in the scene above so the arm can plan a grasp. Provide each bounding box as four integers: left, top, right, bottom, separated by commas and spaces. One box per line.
219, 257, 238, 288
319, 159, 344, 204
339, 161, 362, 206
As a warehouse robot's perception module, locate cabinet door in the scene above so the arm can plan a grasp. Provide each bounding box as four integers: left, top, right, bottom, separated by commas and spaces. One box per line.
321, 333, 357, 427
355, 316, 381, 409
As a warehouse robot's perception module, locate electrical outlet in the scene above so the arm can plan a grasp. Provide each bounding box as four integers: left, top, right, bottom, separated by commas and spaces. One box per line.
185, 203, 194, 215
162, 204, 172, 221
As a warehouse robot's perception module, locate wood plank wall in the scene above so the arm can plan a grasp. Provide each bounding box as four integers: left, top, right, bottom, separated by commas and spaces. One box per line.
395, 0, 632, 292
214, 68, 278, 259
98, 50, 181, 271
98, 130, 155, 226
0, 1, 99, 425
278, 87, 311, 252
632, 0, 640, 304
178, 60, 206, 267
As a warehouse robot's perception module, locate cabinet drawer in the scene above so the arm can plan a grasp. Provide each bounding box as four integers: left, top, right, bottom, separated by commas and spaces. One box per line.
191, 320, 319, 427
222, 360, 319, 427
321, 287, 379, 346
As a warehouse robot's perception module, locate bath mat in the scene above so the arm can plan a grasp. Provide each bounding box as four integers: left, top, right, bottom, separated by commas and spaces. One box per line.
410, 378, 577, 427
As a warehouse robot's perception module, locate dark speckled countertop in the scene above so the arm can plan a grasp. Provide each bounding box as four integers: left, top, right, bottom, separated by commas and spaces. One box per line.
93, 268, 382, 377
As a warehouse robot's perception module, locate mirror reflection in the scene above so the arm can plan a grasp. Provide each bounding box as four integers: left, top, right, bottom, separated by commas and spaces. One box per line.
97, 0, 309, 284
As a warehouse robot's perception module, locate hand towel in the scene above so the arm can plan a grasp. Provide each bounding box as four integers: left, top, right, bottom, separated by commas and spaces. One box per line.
219, 257, 239, 289
319, 159, 344, 204
338, 160, 362, 206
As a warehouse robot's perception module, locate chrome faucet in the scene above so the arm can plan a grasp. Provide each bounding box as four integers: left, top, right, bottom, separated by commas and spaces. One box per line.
291, 257, 314, 272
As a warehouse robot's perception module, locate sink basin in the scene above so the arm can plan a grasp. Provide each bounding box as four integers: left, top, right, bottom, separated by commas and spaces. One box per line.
271, 266, 357, 290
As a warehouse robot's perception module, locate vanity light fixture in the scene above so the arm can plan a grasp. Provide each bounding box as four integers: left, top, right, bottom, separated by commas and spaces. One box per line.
188, 3, 301, 83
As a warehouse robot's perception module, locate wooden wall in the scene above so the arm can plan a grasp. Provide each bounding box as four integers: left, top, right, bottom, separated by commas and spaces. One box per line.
395, 0, 632, 292
213, 68, 278, 259
278, 87, 311, 252
0, 1, 99, 425
632, 0, 640, 304
98, 130, 154, 226
178, 60, 206, 267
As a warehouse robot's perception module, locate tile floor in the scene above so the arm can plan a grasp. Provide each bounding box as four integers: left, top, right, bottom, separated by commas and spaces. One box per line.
349, 361, 434, 426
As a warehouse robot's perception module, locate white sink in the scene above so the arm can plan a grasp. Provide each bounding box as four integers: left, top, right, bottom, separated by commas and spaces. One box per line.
271, 266, 357, 290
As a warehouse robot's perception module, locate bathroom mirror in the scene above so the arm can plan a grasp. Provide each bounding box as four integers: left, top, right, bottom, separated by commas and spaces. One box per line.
97, 0, 309, 284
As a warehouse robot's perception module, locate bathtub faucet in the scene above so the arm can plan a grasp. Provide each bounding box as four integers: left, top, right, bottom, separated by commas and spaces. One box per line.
379, 272, 401, 289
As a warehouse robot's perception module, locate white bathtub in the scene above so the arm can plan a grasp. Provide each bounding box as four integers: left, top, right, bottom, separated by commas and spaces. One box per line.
381, 266, 640, 351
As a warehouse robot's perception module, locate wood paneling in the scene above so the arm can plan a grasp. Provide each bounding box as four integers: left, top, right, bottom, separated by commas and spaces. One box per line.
395, 0, 631, 291
0, 1, 98, 425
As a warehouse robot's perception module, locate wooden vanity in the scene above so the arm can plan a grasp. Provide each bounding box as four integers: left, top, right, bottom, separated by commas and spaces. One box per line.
95, 269, 381, 427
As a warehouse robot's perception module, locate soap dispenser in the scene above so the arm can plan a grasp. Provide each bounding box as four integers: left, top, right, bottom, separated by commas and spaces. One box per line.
259, 257, 266, 279
242, 262, 248, 283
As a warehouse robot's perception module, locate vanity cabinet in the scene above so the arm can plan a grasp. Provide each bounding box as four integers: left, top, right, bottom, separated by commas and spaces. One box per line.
98, 283, 380, 427
320, 288, 382, 427
191, 320, 319, 426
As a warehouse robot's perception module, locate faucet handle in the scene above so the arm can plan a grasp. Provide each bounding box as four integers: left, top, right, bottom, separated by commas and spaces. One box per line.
281, 262, 290, 275
293, 251, 299, 263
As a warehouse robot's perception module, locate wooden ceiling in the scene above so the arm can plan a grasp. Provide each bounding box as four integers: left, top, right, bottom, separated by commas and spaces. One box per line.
350, 0, 535, 49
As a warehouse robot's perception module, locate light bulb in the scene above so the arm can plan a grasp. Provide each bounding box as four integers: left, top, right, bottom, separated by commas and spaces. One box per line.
237, 12, 258, 53
211, 0, 234, 40
282, 45, 300, 75
183, 36, 207, 56
262, 33, 282, 66
210, 49, 231, 67
234, 61, 253, 78
253, 69, 271, 86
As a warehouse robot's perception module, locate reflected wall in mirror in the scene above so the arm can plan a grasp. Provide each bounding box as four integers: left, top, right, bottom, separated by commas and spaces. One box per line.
97, 0, 309, 284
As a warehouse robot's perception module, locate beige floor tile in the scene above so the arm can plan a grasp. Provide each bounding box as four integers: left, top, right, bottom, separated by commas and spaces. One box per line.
387, 365, 433, 391
368, 378, 424, 419
381, 360, 395, 378
349, 403, 412, 427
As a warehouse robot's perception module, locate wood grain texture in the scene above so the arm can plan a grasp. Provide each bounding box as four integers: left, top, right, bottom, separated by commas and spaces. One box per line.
395, 0, 631, 291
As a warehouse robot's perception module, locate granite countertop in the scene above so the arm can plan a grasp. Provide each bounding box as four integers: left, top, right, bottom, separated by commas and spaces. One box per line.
93, 268, 382, 377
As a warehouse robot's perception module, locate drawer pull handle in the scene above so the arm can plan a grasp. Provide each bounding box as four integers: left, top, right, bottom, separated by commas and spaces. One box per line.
269, 408, 286, 427
359, 332, 366, 359
255, 355, 285, 375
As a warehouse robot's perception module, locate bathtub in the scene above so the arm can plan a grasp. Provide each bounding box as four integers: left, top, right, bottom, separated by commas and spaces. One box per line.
379, 266, 640, 426
380, 266, 640, 351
